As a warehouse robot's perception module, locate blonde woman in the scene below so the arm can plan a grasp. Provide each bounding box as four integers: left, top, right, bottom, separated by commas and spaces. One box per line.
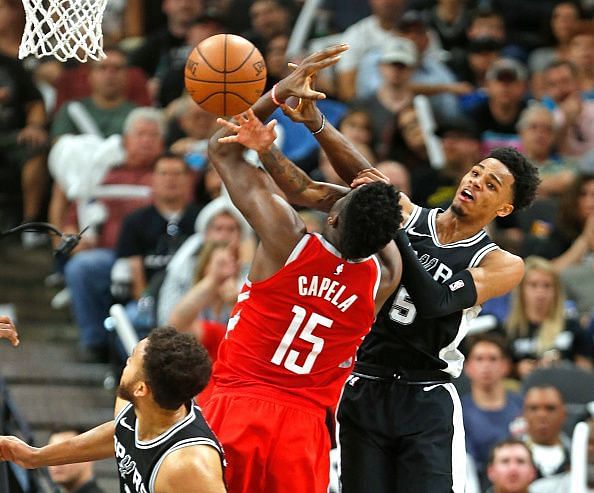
168, 241, 240, 337
505, 256, 592, 378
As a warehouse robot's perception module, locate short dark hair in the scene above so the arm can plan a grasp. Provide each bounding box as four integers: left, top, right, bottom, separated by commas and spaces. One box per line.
143, 326, 211, 410
488, 438, 534, 466
524, 383, 565, 403
466, 333, 510, 359
487, 147, 540, 211
339, 182, 402, 260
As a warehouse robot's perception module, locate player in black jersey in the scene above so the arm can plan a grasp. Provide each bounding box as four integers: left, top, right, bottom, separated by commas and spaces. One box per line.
254, 93, 540, 492
0, 327, 226, 493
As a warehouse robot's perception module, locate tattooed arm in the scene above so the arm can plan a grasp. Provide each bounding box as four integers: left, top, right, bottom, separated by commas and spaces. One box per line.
218, 109, 349, 213
258, 145, 348, 213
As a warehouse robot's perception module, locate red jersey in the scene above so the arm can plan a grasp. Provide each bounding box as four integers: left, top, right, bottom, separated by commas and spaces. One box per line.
212, 233, 381, 409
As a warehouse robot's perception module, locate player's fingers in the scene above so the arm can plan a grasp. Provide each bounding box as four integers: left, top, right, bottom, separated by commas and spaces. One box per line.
356, 169, 390, 183
351, 177, 375, 188
218, 135, 239, 144
280, 103, 296, 115
266, 119, 277, 132
357, 168, 383, 176
308, 55, 342, 73
216, 118, 240, 132
280, 104, 304, 121
305, 44, 348, 63
287, 62, 298, 71
0, 315, 12, 324
235, 112, 249, 123
245, 108, 257, 121
303, 89, 326, 101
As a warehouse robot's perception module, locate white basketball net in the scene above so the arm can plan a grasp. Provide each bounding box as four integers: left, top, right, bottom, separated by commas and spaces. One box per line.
19, 0, 109, 62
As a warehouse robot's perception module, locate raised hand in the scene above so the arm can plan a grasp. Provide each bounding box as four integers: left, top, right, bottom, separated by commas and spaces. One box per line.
217, 109, 278, 153
275, 44, 349, 102
0, 316, 19, 347
350, 168, 391, 189
280, 90, 323, 130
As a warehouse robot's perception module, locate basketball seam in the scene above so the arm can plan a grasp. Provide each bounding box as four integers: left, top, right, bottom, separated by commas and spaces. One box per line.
197, 91, 255, 106
184, 77, 267, 84
195, 44, 258, 74
223, 34, 227, 116
227, 45, 256, 74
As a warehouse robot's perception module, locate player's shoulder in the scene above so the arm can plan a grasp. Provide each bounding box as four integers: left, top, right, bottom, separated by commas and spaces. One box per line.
478, 246, 525, 275
155, 444, 223, 493
480, 246, 522, 265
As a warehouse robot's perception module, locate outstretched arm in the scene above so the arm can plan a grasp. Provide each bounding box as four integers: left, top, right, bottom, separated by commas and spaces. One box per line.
394, 231, 524, 318
0, 421, 115, 468
281, 98, 373, 184
0, 396, 130, 469
249, 45, 349, 126
277, 98, 416, 220
208, 45, 351, 271
209, 113, 306, 274
0, 316, 19, 347
218, 108, 349, 212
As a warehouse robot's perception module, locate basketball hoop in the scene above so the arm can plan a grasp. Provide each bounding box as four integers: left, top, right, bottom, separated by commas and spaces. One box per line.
19, 0, 109, 62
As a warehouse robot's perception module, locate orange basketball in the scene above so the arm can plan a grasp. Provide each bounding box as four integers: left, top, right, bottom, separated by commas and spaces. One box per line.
184, 34, 267, 117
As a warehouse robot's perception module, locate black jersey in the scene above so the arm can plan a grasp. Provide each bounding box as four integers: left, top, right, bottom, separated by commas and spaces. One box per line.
114, 402, 225, 493
358, 206, 498, 376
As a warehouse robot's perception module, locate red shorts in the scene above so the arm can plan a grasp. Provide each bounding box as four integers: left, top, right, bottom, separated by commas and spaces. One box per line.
203, 390, 330, 493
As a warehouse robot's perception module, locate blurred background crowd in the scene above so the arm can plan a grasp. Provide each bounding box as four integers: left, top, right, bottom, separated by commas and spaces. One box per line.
1, 0, 594, 492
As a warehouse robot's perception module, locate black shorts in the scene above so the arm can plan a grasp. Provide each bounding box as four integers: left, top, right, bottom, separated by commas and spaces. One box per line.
336, 373, 466, 493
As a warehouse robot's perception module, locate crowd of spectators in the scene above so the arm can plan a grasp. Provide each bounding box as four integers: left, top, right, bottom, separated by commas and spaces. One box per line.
2, 0, 594, 491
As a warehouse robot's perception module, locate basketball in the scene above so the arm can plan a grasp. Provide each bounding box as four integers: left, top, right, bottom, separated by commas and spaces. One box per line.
184, 34, 268, 117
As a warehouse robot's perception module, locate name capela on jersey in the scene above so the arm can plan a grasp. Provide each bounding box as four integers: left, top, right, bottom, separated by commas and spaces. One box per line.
297, 275, 358, 313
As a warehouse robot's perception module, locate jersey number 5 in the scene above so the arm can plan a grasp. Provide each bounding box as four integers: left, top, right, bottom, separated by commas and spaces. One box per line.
389, 286, 417, 324
271, 305, 333, 375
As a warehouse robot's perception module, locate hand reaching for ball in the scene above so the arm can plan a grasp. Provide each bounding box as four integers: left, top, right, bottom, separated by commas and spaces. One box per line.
275, 44, 349, 103
217, 109, 277, 153
0, 316, 19, 347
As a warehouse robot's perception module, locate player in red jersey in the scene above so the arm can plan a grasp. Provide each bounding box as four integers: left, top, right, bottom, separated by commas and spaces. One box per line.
202, 48, 403, 493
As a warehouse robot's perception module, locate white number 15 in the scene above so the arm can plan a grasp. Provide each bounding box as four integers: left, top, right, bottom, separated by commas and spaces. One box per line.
271, 305, 333, 375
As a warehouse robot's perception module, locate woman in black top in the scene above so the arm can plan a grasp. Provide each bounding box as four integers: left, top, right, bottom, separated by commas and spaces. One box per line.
505, 256, 593, 378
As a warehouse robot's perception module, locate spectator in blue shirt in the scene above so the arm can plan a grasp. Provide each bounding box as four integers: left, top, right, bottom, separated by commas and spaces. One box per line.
462, 333, 523, 489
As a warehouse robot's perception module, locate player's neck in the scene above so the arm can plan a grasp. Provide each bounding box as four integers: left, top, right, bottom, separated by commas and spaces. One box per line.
435, 209, 486, 244
134, 402, 189, 442
321, 227, 342, 255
